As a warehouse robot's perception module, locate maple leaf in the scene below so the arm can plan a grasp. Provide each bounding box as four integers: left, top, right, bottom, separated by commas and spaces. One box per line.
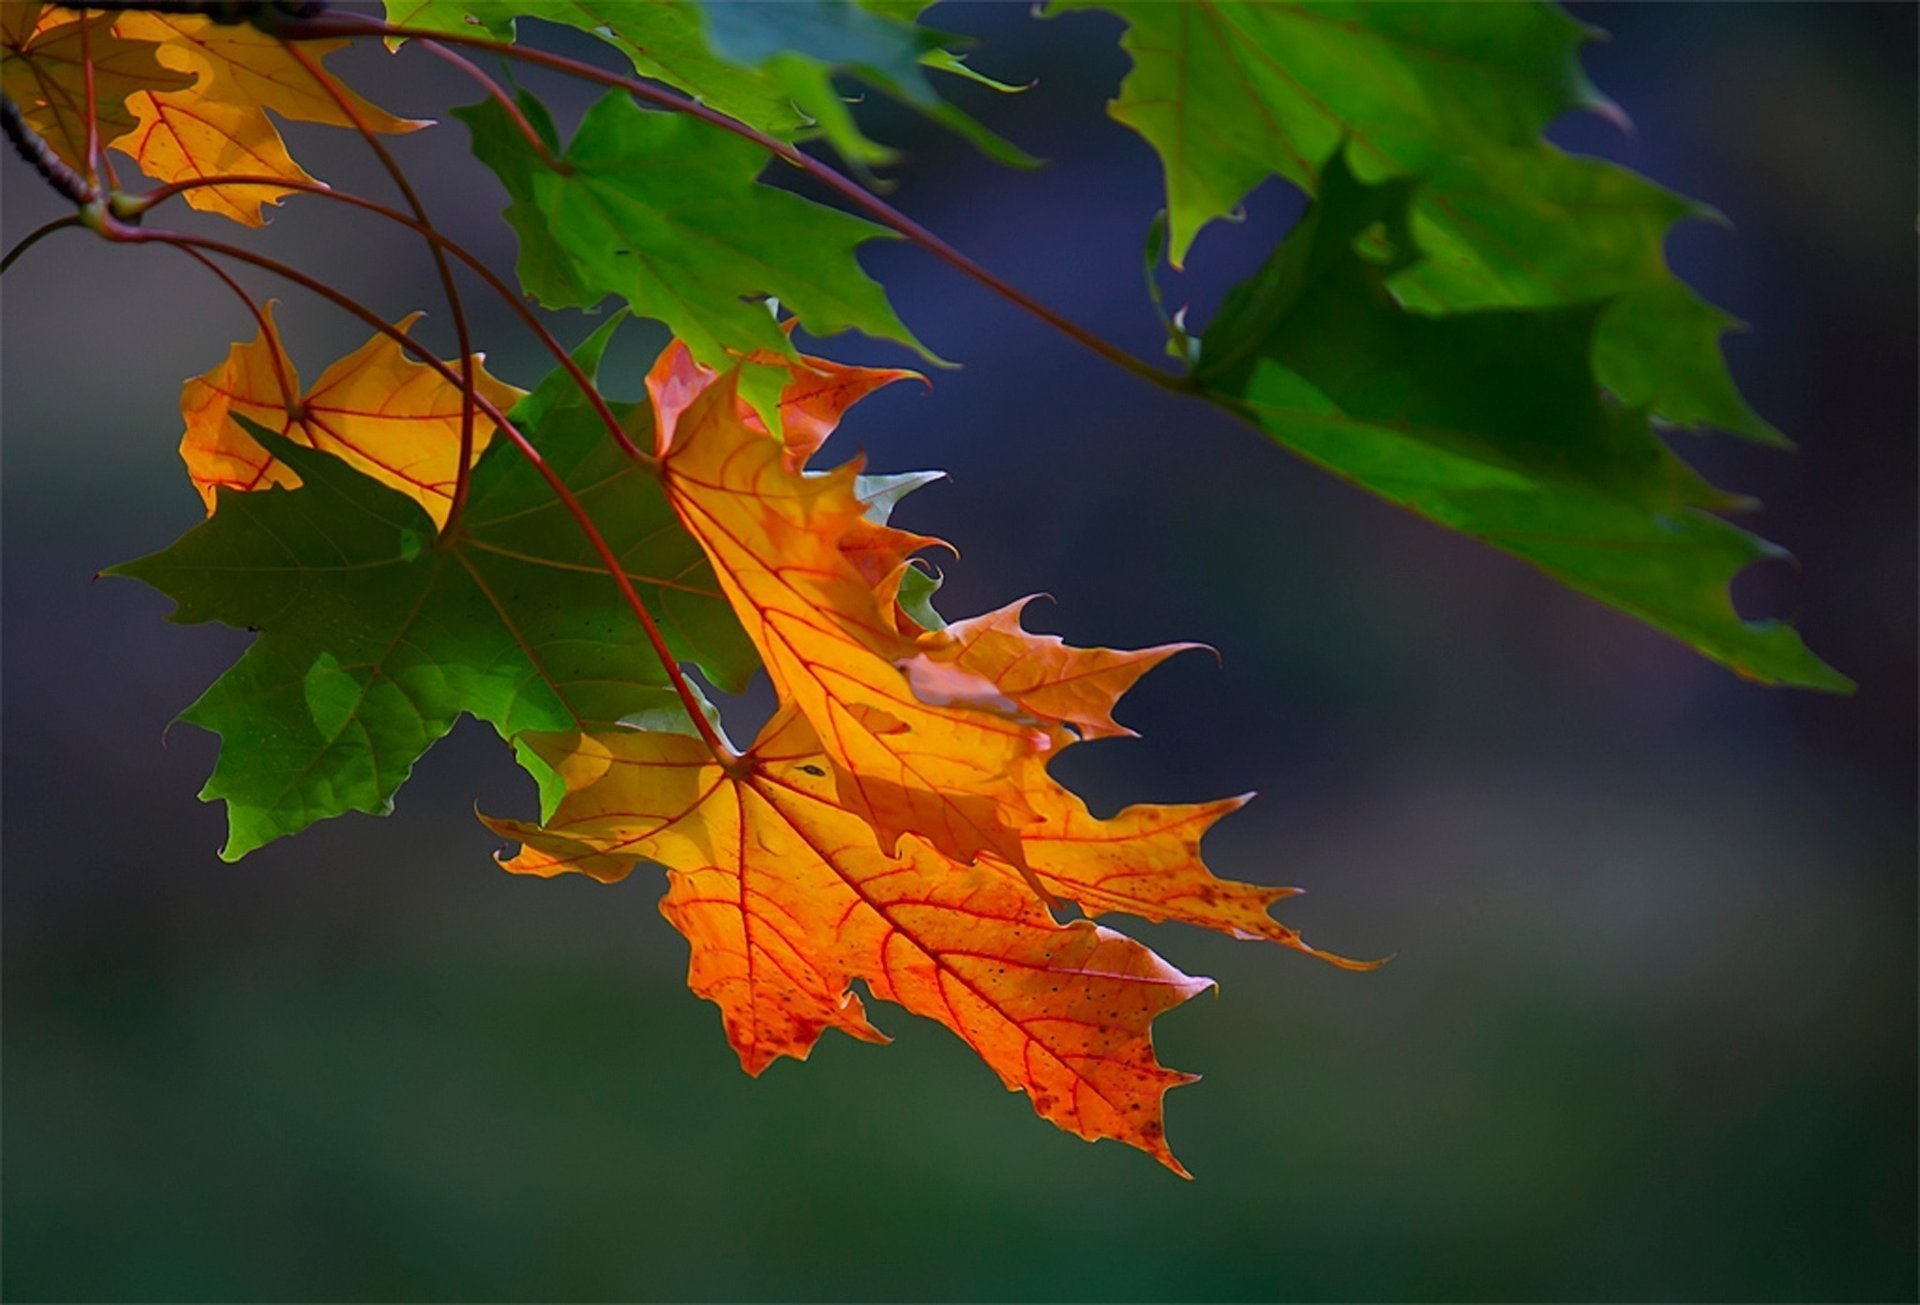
0, 4, 192, 172
644, 330, 920, 469
655, 364, 1048, 873
178, 300, 524, 528
1190, 150, 1848, 691
646, 342, 1372, 943
914, 597, 1201, 744
455, 88, 928, 398
872, 592, 1371, 964
482, 706, 1213, 1174
108, 10, 427, 226
1062, 0, 1777, 443
108, 320, 755, 857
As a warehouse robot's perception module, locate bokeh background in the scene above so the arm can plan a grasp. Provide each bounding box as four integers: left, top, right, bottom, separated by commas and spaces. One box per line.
4, 3, 1914, 1300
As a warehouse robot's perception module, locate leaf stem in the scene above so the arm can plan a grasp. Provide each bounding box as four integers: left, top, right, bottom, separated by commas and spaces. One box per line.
129, 173, 649, 465
415, 39, 566, 172
77, 13, 101, 189
0, 214, 82, 275
167, 243, 301, 414
278, 12, 1190, 394
105, 219, 740, 768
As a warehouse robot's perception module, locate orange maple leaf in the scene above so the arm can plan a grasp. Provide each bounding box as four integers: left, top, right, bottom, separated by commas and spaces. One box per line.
646, 333, 920, 470
655, 364, 1051, 874
179, 301, 524, 526
0, 4, 191, 171
483, 707, 1213, 1174
479, 345, 1370, 1170
106, 10, 427, 226
915, 597, 1204, 742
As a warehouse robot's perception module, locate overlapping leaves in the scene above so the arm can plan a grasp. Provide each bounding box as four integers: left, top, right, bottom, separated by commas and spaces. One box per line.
175, 299, 522, 525
0, 2, 425, 224
111, 319, 755, 857
1065, 0, 1773, 442
1048, 0, 1841, 686
456, 88, 927, 407
1191, 151, 1849, 690
65, 0, 1846, 1176
115, 300, 1358, 1167
481, 345, 1367, 1170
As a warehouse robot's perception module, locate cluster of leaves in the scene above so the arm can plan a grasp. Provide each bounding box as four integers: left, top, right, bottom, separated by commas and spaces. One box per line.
0, 0, 1844, 1172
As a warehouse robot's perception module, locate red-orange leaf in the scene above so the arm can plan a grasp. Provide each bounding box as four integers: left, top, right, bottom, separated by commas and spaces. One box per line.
179, 302, 524, 526
484, 707, 1211, 1173
646, 333, 919, 468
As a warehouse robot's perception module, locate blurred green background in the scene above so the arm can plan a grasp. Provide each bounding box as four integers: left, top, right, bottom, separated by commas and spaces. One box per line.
3, 3, 1914, 1300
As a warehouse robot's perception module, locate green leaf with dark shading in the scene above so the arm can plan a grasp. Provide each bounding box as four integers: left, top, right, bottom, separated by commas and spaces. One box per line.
1061, 0, 1779, 443
106, 322, 757, 858
1194, 150, 1848, 692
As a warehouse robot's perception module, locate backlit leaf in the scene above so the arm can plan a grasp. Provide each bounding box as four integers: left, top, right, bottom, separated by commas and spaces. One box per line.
656, 365, 1043, 870
484, 706, 1213, 1174
108, 321, 754, 858
0, 5, 192, 171
392, 0, 1033, 170
457, 88, 927, 388
177, 301, 524, 527
110, 10, 427, 226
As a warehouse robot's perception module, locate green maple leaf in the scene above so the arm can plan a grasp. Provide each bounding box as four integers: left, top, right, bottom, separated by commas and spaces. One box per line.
1194, 150, 1848, 692
1063, 0, 1778, 443
106, 321, 757, 859
457, 87, 928, 421
390, 0, 1033, 172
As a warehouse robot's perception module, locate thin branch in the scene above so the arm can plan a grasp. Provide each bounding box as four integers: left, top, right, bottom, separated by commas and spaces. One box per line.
416, 39, 565, 171
77, 13, 101, 188
167, 243, 301, 413
1, 92, 96, 207
131, 172, 648, 464
105, 220, 740, 768
276, 11, 1190, 394
1, 214, 82, 275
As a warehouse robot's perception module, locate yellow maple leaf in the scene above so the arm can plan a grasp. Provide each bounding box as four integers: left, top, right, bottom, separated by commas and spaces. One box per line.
108, 10, 428, 226
484, 707, 1213, 1174
0, 5, 191, 172
179, 301, 525, 527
